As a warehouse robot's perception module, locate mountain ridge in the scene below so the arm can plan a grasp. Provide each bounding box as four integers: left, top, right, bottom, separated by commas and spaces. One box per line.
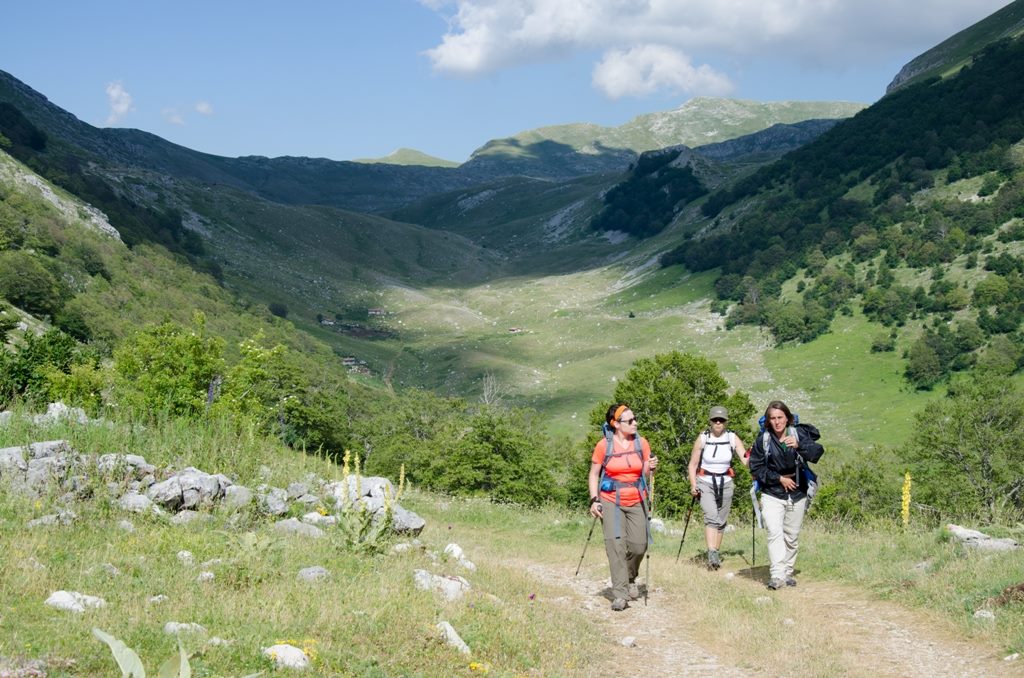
886, 0, 1024, 93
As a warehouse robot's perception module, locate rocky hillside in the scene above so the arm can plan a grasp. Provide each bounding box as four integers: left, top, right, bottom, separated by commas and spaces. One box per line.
886, 0, 1024, 93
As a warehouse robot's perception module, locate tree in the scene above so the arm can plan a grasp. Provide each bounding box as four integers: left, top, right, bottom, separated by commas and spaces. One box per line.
595, 351, 755, 516
905, 339, 943, 389
0, 251, 65, 317
905, 377, 1024, 522
113, 315, 225, 418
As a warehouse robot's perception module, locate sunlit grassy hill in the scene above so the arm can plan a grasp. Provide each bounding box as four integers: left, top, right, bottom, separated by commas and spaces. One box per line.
887, 0, 1024, 93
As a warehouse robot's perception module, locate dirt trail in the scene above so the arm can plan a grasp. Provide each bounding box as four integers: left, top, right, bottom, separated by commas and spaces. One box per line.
517, 557, 1019, 678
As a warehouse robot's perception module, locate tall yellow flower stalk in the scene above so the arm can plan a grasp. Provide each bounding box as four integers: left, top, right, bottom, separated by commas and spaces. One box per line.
901, 472, 912, 528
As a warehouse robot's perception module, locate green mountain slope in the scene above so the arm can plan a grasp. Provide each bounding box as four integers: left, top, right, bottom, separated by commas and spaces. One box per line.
462, 98, 866, 178
353, 147, 460, 167
887, 0, 1024, 93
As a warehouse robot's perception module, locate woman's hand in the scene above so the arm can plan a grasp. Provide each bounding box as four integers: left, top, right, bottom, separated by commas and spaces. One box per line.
648, 455, 659, 471
779, 475, 798, 492
589, 501, 603, 519
690, 485, 699, 497
782, 434, 798, 449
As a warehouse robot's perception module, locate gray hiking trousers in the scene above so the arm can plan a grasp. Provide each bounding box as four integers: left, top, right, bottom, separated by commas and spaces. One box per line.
696, 475, 734, 530
599, 499, 647, 601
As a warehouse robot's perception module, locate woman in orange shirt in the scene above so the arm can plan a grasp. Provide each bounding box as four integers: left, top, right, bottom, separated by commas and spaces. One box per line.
588, 402, 658, 611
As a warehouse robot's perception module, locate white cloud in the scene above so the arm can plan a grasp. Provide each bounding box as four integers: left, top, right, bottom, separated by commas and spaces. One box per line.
162, 107, 185, 125
195, 101, 214, 115
420, 0, 1010, 96
592, 45, 733, 99
104, 81, 134, 126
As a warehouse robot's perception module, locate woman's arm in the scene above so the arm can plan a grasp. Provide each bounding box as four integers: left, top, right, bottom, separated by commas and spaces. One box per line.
748, 436, 776, 487
588, 461, 603, 518
687, 434, 703, 495
732, 433, 750, 467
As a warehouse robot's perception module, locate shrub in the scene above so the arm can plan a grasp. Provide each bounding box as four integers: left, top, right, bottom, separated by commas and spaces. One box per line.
112, 314, 225, 418
0, 251, 66, 317
0, 328, 78, 406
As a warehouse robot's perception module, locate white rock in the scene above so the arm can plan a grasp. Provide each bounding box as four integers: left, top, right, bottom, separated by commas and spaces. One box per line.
1005, 653, 1020, 662
443, 543, 465, 560
196, 571, 215, 583
148, 595, 169, 604
273, 518, 325, 538
177, 550, 195, 566
649, 517, 666, 533
620, 636, 638, 648
413, 569, 471, 602
45, 590, 106, 613
947, 524, 1020, 551
164, 622, 207, 635
301, 511, 337, 526
974, 609, 996, 620
207, 637, 233, 647
263, 643, 310, 670
297, 566, 330, 582
754, 596, 773, 606
437, 621, 471, 655
118, 520, 135, 532
458, 559, 477, 572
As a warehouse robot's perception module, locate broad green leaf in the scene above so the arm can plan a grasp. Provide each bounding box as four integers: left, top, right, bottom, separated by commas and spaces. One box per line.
92, 627, 146, 678
156, 638, 191, 678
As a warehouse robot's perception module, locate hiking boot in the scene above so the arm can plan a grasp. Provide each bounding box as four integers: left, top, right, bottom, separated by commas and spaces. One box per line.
785, 577, 797, 587
766, 578, 785, 590
611, 598, 628, 611
707, 550, 721, 570
627, 582, 640, 600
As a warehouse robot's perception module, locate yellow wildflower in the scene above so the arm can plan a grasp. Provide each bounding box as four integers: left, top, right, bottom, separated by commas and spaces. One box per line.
901, 472, 912, 528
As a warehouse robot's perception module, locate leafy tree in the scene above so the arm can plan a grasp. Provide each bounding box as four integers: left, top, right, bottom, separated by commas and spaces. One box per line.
0, 251, 66, 317
0, 301, 17, 343
904, 339, 942, 390
812, 449, 902, 523
112, 315, 225, 418
0, 328, 78, 406
426, 407, 563, 507
905, 377, 1024, 522
593, 351, 755, 516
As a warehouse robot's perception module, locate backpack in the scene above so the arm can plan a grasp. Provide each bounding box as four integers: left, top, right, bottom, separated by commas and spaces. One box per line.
597, 423, 650, 541
598, 423, 646, 495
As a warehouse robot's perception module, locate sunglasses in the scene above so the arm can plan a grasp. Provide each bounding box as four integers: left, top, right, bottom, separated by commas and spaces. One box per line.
619, 417, 637, 425
710, 418, 726, 423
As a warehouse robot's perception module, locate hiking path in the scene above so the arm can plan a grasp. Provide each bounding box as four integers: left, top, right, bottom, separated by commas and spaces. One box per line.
510, 554, 1019, 678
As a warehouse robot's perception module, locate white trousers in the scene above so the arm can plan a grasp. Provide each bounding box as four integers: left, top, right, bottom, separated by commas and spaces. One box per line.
761, 494, 807, 581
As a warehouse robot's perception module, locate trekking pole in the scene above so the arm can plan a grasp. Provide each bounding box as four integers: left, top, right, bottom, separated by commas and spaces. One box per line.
674, 494, 698, 563
749, 482, 761, 567
574, 514, 599, 576
644, 474, 654, 606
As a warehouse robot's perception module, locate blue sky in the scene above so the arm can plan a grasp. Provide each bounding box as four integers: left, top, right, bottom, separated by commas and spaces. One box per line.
1, 1, 1013, 163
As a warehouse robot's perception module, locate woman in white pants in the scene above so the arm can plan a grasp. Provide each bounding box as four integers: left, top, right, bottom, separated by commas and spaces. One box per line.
747, 401, 824, 590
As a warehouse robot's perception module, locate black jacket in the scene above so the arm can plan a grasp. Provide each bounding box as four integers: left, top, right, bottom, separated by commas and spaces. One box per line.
749, 423, 824, 501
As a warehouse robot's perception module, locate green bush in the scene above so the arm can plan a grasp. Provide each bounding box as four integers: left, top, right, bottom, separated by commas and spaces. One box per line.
0, 250, 66, 317
0, 328, 78, 406
112, 314, 225, 418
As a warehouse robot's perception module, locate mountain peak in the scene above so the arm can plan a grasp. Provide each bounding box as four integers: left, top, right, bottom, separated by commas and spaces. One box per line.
353, 147, 459, 168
